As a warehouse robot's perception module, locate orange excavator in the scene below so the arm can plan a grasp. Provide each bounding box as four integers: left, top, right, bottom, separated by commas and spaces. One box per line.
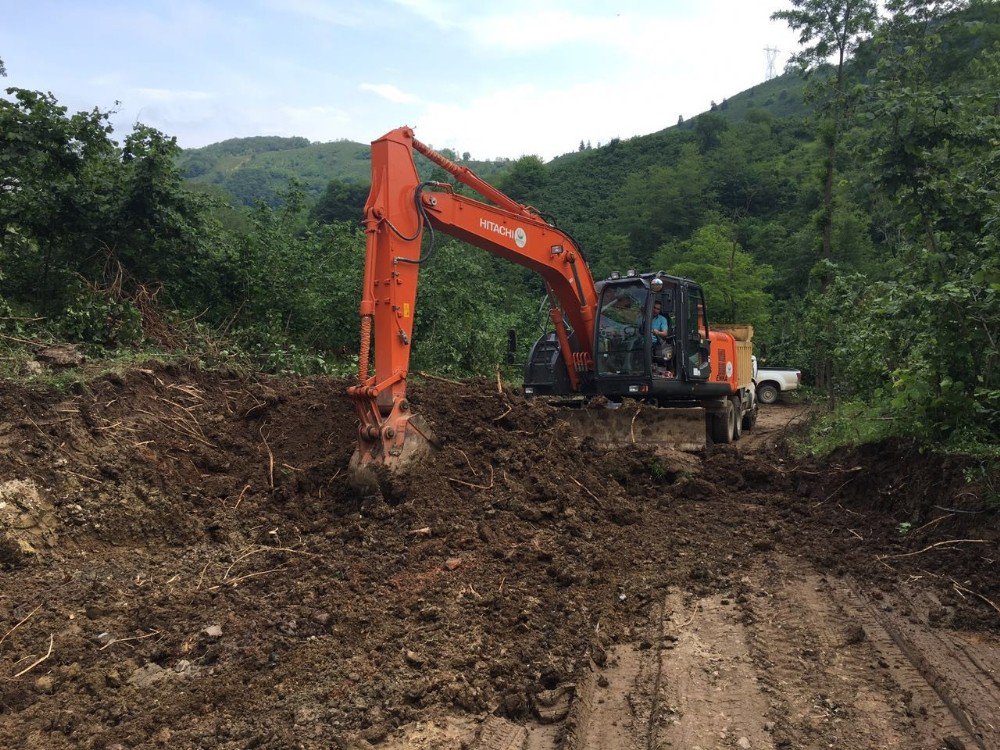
348, 127, 757, 483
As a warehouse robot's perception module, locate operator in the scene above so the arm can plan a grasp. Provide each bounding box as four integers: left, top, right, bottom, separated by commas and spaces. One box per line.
651, 300, 670, 346
651, 300, 674, 371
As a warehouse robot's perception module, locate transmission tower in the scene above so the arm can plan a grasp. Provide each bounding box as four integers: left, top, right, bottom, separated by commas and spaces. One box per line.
764, 46, 780, 80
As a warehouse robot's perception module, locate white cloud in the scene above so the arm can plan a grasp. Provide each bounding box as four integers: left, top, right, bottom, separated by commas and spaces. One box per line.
389, 0, 798, 66
389, 0, 611, 53
262, 0, 372, 26
136, 87, 213, 102
281, 104, 352, 130
388, 0, 457, 29
359, 83, 419, 104
405, 2, 803, 160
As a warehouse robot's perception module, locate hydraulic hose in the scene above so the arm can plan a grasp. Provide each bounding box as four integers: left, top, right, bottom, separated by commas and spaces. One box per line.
393, 183, 438, 265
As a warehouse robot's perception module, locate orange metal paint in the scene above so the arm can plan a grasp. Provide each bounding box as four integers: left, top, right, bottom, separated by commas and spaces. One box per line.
350, 127, 600, 473
708, 331, 739, 392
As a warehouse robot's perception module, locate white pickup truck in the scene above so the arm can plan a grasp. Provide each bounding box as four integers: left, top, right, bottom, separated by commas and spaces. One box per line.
752, 358, 802, 404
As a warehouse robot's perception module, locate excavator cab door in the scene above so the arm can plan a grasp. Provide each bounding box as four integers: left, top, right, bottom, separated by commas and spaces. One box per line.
650, 285, 677, 379
682, 284, 711, 381
595, 282, 649, 378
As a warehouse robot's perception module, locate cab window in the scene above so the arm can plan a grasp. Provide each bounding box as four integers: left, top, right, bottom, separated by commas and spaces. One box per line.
596, 284, 647, 377
687, 287, 708, 339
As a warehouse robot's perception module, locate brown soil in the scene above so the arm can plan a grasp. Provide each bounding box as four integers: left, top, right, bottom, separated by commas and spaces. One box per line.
0, 366, 996, 749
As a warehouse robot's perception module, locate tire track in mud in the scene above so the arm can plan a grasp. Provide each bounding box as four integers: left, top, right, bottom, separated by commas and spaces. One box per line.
454, 554, 1000, 750
833, 579, 999, 749
739, 559, 924, 748
736, 555, 1000, 750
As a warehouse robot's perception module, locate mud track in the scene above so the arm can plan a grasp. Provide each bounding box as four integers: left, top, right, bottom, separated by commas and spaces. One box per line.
0, 364, 996, 749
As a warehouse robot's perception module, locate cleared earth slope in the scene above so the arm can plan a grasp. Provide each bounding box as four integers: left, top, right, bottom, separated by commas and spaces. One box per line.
0, 364, 995, 749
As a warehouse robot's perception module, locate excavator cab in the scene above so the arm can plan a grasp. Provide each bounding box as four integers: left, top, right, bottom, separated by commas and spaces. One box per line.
593, 273, 682, 387
527, 273, 708, 452
595, 282, 649, 378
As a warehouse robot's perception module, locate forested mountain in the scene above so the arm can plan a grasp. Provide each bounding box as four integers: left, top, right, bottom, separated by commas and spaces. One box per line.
1, 0, 997, 456
178, 136, 365, 205
178, 135, 512, 207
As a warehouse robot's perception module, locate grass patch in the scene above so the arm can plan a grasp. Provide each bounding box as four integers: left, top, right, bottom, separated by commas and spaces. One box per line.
796, 399, 904, 457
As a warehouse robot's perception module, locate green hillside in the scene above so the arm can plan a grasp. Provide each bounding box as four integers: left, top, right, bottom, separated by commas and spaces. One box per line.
177, 70, 811, 222
178, 134, 513, 207
178, 137, 372, 206
493, 70, 814, 286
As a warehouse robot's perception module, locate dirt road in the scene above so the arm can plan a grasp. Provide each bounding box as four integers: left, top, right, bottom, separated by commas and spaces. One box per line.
0, 368, 996, 749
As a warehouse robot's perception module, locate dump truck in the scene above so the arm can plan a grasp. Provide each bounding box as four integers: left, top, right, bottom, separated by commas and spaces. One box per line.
347, 127, 757, 483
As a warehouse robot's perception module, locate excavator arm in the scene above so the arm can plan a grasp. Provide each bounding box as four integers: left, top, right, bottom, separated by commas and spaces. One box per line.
347, 127, 599, 480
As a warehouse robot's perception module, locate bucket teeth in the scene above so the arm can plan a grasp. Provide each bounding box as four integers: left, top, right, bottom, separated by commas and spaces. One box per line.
348, 414, 437, 492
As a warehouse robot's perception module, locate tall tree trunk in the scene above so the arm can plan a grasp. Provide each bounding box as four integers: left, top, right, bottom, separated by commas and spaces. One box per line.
822, 140, 835, 261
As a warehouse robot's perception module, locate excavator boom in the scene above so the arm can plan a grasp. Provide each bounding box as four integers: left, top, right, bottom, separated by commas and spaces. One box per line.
347, 127, 599, 485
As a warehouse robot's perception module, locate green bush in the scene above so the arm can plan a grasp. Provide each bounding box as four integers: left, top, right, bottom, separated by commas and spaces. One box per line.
58, 284, 144, 349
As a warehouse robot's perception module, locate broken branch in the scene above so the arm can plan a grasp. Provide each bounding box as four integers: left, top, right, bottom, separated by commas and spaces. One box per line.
225, 567, 286, 587
417, 370, 462, 385
99, 630, 160, 651
447, 465, 494, 490
12, 633, 53, 678
879, 538, 988, 560
232, 483, 252, 510
259, 426, 275, 490
570, 476, 605, 509
0, 604, 42, 651
492, 404, 513, 422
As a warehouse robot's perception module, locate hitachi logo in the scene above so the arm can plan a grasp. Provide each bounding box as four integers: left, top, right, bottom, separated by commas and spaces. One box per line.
480, 219, 527, 248
480, 218, 515, 238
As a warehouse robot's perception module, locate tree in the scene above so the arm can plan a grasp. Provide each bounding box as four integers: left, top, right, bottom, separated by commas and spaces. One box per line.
694, 112, 728, 153
589, 233, 635, 280
852, 0, 1000, 441
773, 0, 878, 263
651, 224, 774, 325
310, 179, 369, 224
0, 88, 221, 328
0, 57, 6, 76
618, 144, 713, 264
497, 155, 546, 206
412, 240, 536, 375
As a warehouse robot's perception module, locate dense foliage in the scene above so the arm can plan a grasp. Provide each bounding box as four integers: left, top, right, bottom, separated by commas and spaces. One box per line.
1, 0, 997, 454
0, 95, 535, 378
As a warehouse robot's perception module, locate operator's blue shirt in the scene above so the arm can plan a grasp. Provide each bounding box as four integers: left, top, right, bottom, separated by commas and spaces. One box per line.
651, 314, 669, 344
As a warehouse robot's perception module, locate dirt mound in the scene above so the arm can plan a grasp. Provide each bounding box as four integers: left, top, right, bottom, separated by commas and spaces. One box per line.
697, 443, 999, 631
0, 365, 705, 748
0, 366, 995, 749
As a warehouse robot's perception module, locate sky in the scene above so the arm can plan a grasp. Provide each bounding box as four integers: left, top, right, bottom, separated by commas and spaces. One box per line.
0, 1, 803, 160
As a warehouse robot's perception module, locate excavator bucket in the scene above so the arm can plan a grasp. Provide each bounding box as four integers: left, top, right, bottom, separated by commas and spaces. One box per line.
347, 413, 437, 494
557, 402, 706, 453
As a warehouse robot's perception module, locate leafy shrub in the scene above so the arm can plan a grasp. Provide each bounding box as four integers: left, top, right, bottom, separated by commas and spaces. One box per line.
58, 284, 144, 349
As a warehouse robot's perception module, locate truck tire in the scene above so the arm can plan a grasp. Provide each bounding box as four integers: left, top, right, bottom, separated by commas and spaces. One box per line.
710, 401, 735, 444
731, 398, 743, 441
757, 382, 780, 405
741, 404, 758, 431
